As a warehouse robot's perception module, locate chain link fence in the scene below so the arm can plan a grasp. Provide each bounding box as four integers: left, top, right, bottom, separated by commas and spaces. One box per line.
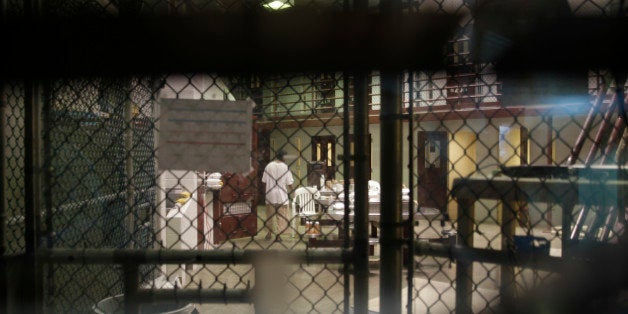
2, 0, 628, 313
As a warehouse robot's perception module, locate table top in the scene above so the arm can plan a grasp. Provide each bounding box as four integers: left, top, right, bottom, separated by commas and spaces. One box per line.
328, 205, 440, 222
452, 175, 628, 203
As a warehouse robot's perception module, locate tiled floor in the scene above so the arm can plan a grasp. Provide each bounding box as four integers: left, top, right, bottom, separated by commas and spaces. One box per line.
191, 210, 562, 313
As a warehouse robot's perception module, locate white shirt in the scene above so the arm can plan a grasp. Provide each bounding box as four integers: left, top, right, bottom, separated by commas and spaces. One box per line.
262, 160, 294, 205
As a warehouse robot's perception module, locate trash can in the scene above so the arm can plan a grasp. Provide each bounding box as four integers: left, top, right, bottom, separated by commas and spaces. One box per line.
92, 294, 195, 314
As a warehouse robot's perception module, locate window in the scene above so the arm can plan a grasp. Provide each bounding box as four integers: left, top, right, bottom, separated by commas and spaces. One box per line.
409, 71, 447, 107
314, 73, 336, 113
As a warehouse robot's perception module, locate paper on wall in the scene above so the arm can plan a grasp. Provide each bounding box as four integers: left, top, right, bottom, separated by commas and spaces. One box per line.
157, 99, 253, 173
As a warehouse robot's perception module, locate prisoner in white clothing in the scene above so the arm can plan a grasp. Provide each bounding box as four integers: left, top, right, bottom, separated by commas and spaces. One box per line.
262, 160, 294, 206
261, 152, 294, 241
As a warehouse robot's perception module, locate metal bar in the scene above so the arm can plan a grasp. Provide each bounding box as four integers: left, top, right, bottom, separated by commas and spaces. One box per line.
124, 263, 140, 314
5, 198, 153, 227
545, 116, 554, 231
601, 95, 628, 163
24, 59, 43, 313
562, 197, 579, 258
610, 79, 628, 162
135, 288, 252, 304
37, 248, 350, 264
379, 8, 404, 314
570, 205, 590, 241
125, 85, 135, 248
379, 59, 403, 314
353, 70, 370, 314
342, 71, 351, 314
568, 87, 606, 165
0, 76, 7, 314
351, 2, 369, 313
0, 12, 459, 76
254, 259, 264, 313
406, 70, 415, 314
413, 242, 565, 272
41, 80, 54, 312
455, 196, 474, 314
602, 116, 626, 163
500, 200, 517, 307
600, 206, 618, 242
585, 93, 618, 164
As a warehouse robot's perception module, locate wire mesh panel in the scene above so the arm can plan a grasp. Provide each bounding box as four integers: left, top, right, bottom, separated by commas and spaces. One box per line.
2, 0, 628, 313
2, 82, 26, 255
404, 1, 628, 313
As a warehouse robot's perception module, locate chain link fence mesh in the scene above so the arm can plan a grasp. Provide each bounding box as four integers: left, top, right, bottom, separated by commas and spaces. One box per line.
2, 0, 628, 313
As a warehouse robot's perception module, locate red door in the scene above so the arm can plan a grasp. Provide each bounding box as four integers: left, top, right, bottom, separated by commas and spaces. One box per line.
417, 131, 448, 213
209, 120, 268, 244
213, 172, 258, 244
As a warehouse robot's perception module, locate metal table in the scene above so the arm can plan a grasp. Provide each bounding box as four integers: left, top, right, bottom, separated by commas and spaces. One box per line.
328, 202, 441, 223
451, 175, 628, 314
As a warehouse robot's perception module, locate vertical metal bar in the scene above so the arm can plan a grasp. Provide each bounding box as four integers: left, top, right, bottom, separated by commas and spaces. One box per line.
352, 2, 369, 313
342, 72, 351, 314
562, 196, 578, 257
379, 0, 403, 310
601, 113, 626, 163
0, 78, 8, 314
154, 97, 168, 276
124, 263, 140, 314
24, 79, 43, 313
23, 1, 43, 310
354, 70, 370, 314
0, 20, 5, 314
585, 93, 617, 165
379, 67, 403, 314
406, 71, 415, 314
455, 196, 474, 314
42, 80, 54, 312
568, 87, 606, 165
545, 116, 553, 231
0, 1, 9, 302
500, 200, 517, 307
125, 83, 135, 248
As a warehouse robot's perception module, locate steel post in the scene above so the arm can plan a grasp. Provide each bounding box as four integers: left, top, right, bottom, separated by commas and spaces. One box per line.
379, 1, 403, 312
342, 72, 351, 314
124, 82, 136, 248
353, 70, 370, 314
379, 70, 403, 314
124, 263, 140, 314
352, 1, 369, 313
406, 71, 415, 314
23, 78, 43, 313
0, 78, 7, 313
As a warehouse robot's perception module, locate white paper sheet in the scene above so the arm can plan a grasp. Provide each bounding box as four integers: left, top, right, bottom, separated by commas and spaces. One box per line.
158, 99, 253, 172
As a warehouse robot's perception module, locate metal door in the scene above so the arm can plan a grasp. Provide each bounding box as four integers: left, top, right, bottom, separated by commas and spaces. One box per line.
417, 131, 448, 212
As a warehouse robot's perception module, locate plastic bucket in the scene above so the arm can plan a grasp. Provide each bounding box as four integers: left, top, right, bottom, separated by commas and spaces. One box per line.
92, 294, 195, 314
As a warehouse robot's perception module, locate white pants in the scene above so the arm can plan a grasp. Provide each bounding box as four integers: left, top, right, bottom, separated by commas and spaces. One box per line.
265, 203, 289, 236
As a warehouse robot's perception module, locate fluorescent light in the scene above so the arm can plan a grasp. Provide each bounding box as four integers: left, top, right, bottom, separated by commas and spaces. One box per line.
263, 0, 291, 10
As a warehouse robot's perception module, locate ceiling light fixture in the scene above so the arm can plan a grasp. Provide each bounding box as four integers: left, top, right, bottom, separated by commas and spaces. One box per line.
263, 0, 292, 10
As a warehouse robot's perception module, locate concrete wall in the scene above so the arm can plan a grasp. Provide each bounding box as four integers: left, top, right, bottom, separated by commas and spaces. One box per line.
268, 111, 590, 228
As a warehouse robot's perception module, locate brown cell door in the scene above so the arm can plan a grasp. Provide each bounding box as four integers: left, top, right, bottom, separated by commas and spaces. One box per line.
213, 173, 258, 244
311, 135, 336, 180
417, 131, 448, 213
